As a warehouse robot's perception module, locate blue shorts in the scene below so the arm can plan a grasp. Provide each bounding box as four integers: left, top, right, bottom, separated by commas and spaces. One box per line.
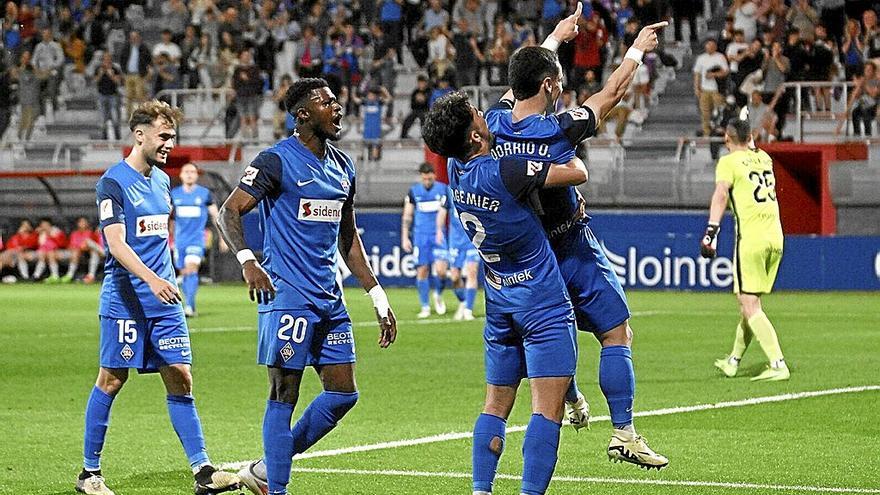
175, 245, 205, 269
99, 312, 191, 373
413, 236, 448, 266
257, 301, 356, 370
557, 226, 631, 334
484, 302, 578, 386
449, 244, 480, 269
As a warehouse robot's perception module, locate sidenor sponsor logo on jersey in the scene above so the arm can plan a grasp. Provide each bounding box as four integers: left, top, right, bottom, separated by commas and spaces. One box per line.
136, 215, 169, 237
299, 199, 343, 222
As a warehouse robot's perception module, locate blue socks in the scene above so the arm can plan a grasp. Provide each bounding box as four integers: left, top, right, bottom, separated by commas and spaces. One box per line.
464, 287, 477, 310
166, 394, 209, 469
521, 414, 561, 495
454, 287, 466, 302
291, 391, 359, 455
599, 345, 636, 428
416, 278, 430, 308
472, 413, 506, 493
182, 272, 199, 310
263, 400, 294, 494
83, 387, 114, 471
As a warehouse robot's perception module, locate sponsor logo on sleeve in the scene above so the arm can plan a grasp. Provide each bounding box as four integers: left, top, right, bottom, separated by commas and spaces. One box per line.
298, 199, 343, 222
526, 161, 544, 176
241, 165, 260, 186
100, 199, 113, 221
136, 214, 169, 237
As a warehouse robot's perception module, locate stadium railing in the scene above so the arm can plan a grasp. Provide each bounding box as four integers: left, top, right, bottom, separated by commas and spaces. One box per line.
765, 81, 857, 142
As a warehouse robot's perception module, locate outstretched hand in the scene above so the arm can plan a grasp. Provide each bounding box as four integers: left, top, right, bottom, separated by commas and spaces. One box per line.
632, 21, 669, 53
242, 260, 276, 304
551, 2, 583, 43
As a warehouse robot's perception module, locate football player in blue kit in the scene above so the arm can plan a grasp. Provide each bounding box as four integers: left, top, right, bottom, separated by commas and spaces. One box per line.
401, 162, 450, 318
486, 9, 669, 469
215, 78, 398, 495
436, 197, 479, 321
77, 101, 240, 495
171, 163, 219, 317
423, 91, 589, 495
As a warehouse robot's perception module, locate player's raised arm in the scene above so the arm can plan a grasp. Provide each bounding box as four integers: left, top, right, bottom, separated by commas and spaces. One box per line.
545, 156, 588, 187
338, 185, 397, 348
500, 155, 587, 203
584, 21, 667, 122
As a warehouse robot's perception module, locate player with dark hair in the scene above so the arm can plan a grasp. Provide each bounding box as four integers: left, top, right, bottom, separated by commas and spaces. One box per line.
77, 100, 240, 495
216, 77, 398, 495
702, 119, 789, 381
424, 90, 588, 495
486, 5, 670, 468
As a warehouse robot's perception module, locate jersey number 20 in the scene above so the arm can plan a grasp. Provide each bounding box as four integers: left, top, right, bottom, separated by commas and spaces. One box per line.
278, 315, 307, 343
458, 212, 500, 263
748, 170, 777, 203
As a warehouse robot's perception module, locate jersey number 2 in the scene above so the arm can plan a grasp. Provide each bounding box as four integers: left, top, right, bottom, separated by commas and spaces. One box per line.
458, 212, 500, 263
748, 171, 777, 203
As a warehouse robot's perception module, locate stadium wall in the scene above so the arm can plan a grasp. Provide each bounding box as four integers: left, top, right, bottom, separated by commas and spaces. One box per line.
239, 211, 880, 291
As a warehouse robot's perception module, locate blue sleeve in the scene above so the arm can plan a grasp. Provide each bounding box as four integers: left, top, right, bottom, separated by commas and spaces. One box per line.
557, 105, 598, 145
238, 152, 282, 202
96, 177, 125, 229
499, 156, 551, 201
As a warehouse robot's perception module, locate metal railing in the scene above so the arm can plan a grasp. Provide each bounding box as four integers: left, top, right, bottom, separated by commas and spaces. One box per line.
766, 81, 856, 142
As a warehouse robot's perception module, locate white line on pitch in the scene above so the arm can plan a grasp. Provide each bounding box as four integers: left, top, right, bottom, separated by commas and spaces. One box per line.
219, 385, 880, 471
288, 467, 880, 494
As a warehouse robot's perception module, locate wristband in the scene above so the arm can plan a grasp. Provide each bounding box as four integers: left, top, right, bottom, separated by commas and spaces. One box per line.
625, 46, 644, 64
236, 249, 257, 265
368, 285, 391, 319
541, 35, 561, 52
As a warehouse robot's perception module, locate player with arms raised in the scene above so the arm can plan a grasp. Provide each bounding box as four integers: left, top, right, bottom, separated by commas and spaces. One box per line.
424, 91, 588, 495
77, 100, 240, 495
702, 119, 788, 381
216, 78, 398, 495
483, 5, 669, 469
171, 163, 220, 317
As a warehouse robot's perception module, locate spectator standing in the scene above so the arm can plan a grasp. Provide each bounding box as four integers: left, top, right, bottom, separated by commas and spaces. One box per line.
422, 0, 450, 34
150, 53, 182, 102
864, 9, 880, 61
0, 60, 12, 141
272, 74, 293, 139
786, 0, 819, 38
16, 51, 41, 141
379, 0, 404, 64
572, 14, 609, 87
120, 31, 151, 115
95, 52, 123, 140
762, 41, 791, 136
693, 39, 730, 136
452, 18, 485, 87
354, 86, 391, 162
180, 25, 200, 88
748, 90, 777, 142
63, 217, 105, 283
189, 33, 219, 89
32, 28, 64, 114
162, 0, 191, 38
820, 0, 846, 47
671, 0, 699, 44
453, 0, 488, 45
733, 39, 765, 106
729, 0, 763, 42
153, 29, 183, 64
232, 50, 264, 140
809, 26, 836, 111
844, 62, 880, 136
842, 19, 866, 79
541, 0, 565, 40
427, 25, 455, 80
485, 37, 510, 86
400, 74, 430, 139
295, 25, 323, 78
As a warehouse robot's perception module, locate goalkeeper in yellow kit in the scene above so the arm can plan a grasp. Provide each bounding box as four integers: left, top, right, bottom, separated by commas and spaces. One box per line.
700, 119, 789, 381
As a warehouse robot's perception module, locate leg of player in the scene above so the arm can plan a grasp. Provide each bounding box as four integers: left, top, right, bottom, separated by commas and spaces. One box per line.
432, 258, 448, 316
78, 367, 128, 495
598, 322, 668, 470
473, 383, 518, 495
462, 261, 479, 321
738, 294, 789, 381
182, 258, 201, 317
450, 267, 466, 320
291, 364, 359, 456
416, 265, 431, 318
159, 364, 240, 494
521, 376, 569, 495
64, 248, 83, 282
715, 318, 753, 377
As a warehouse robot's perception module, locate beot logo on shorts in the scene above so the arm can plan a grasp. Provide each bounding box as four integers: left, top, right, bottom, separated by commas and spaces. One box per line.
299, 199, 342, 222
136, 215, 169, 237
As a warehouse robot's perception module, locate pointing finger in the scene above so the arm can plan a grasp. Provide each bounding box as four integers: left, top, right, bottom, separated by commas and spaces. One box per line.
645, 21, 669, 30
572, 1, 582, 18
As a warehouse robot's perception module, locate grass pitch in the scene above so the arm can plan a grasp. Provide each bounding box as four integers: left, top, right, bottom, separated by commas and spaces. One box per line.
0, 284, 878, 494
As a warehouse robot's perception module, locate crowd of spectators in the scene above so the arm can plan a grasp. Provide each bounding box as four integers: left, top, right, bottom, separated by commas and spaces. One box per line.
692, 0, 880, 142
0, 217, 105, 283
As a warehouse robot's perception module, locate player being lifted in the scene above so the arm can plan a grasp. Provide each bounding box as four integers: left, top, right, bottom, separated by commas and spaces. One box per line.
171, 163, 220, 317
77, 101, 240, 495
702, 119, 789, 381
485, 3, 669, 468
424, 91, 588, 495
401, 162, 450, 318
216, 78, 398, 495
437, 197, 480, 321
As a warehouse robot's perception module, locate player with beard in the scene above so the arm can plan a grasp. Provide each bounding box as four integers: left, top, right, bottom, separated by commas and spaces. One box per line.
77, 100, 241, 495
216, 78, 398, 495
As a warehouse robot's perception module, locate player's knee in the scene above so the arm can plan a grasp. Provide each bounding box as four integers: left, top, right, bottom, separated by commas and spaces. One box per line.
599, 322, 632, 347
96, 369, 128, 395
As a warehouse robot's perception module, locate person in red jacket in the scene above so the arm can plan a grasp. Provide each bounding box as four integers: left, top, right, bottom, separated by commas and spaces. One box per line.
63, 217, 105, 283
32, 217, 68, 282
571, 13, 609, 89
0, 220, 39, 280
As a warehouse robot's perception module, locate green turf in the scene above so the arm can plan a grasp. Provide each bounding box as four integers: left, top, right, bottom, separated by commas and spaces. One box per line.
0, 285, 878, 494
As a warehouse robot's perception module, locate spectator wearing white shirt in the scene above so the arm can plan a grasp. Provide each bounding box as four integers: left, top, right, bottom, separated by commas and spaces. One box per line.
693, 39, 730, 136
152, 29, 182, 63
32, 28, 64, 111
729, 0, 764, 42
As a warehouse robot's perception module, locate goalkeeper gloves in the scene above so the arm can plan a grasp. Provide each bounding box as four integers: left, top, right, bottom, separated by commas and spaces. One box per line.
700, 223, 720, 259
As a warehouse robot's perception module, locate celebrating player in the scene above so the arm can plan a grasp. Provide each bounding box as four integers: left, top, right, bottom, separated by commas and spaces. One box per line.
423, 91, 587, 495
484, 6, 669, 468
401, 162, 450, 318
77, 100, 240, 495
171, 163, 220, 317
215, 78, 398, 495
437, 198, 479, 321
702, 120, 789, 381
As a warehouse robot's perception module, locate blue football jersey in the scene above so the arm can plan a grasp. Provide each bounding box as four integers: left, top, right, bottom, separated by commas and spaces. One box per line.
486, 99, 598, 246
171, 184, 213, 249
406, 181, 448, 239
446, 191, 471, 251
362, 99, 383, 140
238, 136, 355, 312
97, 161, 180, 319
447, 154, 570, 313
